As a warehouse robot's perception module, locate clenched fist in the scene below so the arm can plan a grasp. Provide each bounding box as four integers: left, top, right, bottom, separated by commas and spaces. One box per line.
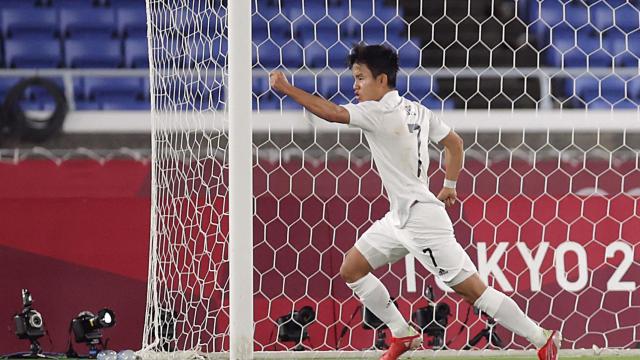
269, 71, 291, 94
437, 187, 457, 208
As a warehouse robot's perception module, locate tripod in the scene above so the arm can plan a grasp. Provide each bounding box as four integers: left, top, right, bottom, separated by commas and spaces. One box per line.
463, 316, 503, 350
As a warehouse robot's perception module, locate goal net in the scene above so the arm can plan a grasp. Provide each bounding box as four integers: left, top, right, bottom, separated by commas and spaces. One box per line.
142, 0, 640, 357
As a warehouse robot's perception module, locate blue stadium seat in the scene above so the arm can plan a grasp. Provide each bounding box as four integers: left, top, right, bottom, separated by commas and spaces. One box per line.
65, 38, 122, 68
101, 99, 150, 110
253, 77, 268, 97
340, 18, 361, 42
327, 2, 350, 23
590, 2, 614, 32
619, 31, 640, 67
362, 19, 386, 45
256, 41, 281, 68
4, 38, 62, 68
318, 74, 338, 98
614, 4, 639, 33
253, 15, 269, 45
253, 0, 280, 22
116, 6, 146, 37
49, 0, 97, 7
2, 8, 58, 39
397, 42, 421, 67
327, 44, 349, 67
60, 8, 117, 38
315, 21, 340, 48
124, 37, 149, 68
282, 43, 304, 68
571, 75, 599, 102
2, 0, 40, 7
253, 91, 280, 111
295, 2, 327, 23
374, 2, 401, 22
599, 76, 626, 103
421, 96, 455, 110
0, 77, 22, 101
407, 74, 434, 98
350, 4, 374, 23
303, 42, 327, 68
386, 33, 409, 50
107, 0, 146, 8
565, 2, 589, 30
83, 76, 144, 103
267, 15, 292, 46
384, 16, 406, 37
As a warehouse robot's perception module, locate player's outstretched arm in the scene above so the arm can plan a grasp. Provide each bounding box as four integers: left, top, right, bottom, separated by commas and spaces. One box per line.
269, 71, 350, 124
437, 130, 464, 207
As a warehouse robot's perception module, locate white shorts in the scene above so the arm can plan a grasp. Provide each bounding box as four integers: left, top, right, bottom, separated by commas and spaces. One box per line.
355, 202, 477, 287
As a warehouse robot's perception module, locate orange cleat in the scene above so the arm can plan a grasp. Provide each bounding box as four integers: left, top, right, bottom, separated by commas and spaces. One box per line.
537, 330, 562, 360
379, 328, 422, 360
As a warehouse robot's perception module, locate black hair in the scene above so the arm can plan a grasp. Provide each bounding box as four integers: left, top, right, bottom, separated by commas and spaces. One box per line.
347, 44, 399, 88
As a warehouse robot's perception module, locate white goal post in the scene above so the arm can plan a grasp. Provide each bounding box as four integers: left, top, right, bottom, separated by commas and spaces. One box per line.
141, 0, 640, 358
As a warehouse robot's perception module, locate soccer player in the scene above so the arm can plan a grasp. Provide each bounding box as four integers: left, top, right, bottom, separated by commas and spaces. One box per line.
269, 44, 561, 360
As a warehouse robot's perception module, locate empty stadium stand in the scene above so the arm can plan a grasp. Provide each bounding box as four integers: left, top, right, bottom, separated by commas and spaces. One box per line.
0, 0, 638, 111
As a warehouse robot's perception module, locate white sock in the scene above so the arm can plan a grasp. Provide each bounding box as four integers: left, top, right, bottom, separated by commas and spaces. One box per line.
474, 287, 548, 348
347, 273, 410, 337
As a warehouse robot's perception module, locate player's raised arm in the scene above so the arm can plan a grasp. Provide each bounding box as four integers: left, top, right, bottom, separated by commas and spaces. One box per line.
269, 71, 350, 124
437, 130, 464, 208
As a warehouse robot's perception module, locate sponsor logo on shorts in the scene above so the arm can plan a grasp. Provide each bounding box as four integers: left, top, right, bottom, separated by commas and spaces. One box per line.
438, 268, 448, 276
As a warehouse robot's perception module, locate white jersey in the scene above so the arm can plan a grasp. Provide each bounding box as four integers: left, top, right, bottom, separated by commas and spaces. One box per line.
342, 90, 451, 228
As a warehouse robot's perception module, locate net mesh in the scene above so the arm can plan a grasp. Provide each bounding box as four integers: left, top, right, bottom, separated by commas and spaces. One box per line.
143, 0, 640, 356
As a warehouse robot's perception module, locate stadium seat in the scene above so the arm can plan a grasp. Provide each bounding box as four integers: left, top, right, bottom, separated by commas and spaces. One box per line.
408, 74, 435, 98
291, 74, 316, 94
256, 41, 281, 68
315, 21, 340, 48
397, 42, 421, 67
374, 2, 401, 23
124, 37, 149, 68
565, 2, 589, 30
327, 45, 349, 67
65, 38, 122, 68
0, 77, 22, 101
83, 76, 144, 103
267, 15, 293, 46
253, 0, 280, 22
107, 0, 146, 8
4, 38, 62, 68
295, 2, 327, 23
185, 35, 227, 67
619, 31, 640, 67
253, 77, 269, 97
116, 6, 146, 37
362, 20, 386, 45
101, 99, 150, 110
252, 15, 269, 45
60, 8, 117, 38
253, 92, 280, 111
303, 42, 327, 68
614, 4, 640, 33
2, 8, 58, 39
590, 2, 614, 32
0, 0, 39, 7
49, 0, 98, 7
281, 43, 304, 68
318, 74, 338, 98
